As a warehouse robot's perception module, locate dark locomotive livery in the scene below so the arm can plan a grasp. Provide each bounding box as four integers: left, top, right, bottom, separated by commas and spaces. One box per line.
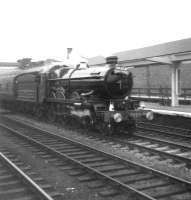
0, 56, 152, 135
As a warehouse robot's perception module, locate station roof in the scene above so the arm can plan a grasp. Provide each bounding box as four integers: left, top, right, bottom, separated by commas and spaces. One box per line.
0, 62, 19, 67
115, 38, 191, 61
88, 38, 191, 67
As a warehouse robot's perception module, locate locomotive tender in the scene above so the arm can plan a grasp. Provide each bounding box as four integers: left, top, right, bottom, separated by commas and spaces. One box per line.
0, 56, 152, 135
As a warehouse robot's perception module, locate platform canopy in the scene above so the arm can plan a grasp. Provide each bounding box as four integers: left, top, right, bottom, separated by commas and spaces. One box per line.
88, 38, 191, 67
0, 62, 19, 68
88, 38, 191, 106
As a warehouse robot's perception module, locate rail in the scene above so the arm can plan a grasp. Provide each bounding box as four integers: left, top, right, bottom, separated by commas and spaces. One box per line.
0, 152, 54, 200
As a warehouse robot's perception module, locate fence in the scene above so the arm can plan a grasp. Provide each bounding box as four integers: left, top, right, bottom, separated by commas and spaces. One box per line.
131, 88, 191, 100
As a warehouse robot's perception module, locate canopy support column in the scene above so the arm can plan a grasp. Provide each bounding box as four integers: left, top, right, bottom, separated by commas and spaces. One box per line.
171, 63, 180, 106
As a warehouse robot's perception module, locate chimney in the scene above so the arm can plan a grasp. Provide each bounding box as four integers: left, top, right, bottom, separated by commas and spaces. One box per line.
67, 48, 73, 59
105, 56, 118, 67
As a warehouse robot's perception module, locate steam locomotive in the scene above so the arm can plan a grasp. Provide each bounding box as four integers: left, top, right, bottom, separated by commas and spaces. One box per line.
0, 56, 152, 135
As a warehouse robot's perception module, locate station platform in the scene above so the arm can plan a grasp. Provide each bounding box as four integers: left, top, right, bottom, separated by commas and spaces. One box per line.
141, 102, 191, 118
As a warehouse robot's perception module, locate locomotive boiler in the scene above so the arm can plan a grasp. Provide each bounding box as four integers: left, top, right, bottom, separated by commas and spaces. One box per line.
48, 57, 133, 99
0, 56, 153, 135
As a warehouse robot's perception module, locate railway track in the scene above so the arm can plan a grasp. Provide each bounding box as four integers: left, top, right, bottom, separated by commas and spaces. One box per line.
137, 121, 191, 142
1, 117, 191, 199
83, 122, 191, 168
87, 133, 191, 168
0, 149, 60, 200
131, 122, 191, 163
137, 121, 191, 135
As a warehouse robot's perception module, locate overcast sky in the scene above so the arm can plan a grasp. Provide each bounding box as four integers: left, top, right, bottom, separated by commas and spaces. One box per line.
0, 0, 191, 62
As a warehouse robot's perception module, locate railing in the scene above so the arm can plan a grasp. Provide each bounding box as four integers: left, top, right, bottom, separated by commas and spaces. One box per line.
181, 88, 191, 99
131, 88, 191, 100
